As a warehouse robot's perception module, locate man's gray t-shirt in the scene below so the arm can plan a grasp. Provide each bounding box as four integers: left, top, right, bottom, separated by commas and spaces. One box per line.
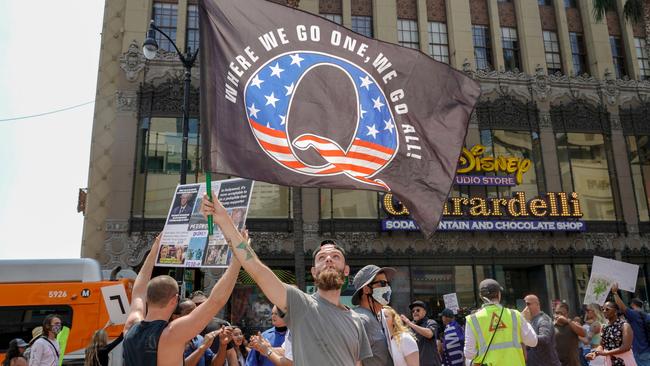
527, 312, 561, 366
284, 286, 373, 366
354, 307, 394, 366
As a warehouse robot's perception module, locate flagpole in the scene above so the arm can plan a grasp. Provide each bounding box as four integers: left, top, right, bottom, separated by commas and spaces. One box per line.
206, 172, 214, 236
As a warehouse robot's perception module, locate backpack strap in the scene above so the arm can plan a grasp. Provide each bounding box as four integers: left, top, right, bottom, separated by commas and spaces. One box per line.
41, 336, 60, 359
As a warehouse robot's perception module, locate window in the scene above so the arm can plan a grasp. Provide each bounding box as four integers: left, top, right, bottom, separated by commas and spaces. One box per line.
570, 33, 588, 75
635, 38, 650, 80
556, 133, 616, 220
538, 0, 553, 5
247, 182, 292, 218
544, 31, 562, 74
133, 117, 201, 218
411, 266, 475, 316
351, 16, 373, 38
320, 189, 379, 219
321, 13, 342, 25
186, 4, 199, 53
153, 3, 178, 53
473, 25, 493, 70
397, 19, 420, 49
565, 0, 577, 7
501, 27, 521, 71
0, 306, 73, 352
428, 22, 449, 64
627, 135, 650, 221
610, 36, 626, 79
478, 129, 541, 198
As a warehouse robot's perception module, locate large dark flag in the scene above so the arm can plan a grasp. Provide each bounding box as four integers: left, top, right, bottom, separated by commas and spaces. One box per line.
199, 0, 480, 237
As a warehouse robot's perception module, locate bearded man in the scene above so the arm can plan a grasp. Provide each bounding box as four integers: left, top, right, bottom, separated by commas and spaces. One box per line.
202, 196, 372, 366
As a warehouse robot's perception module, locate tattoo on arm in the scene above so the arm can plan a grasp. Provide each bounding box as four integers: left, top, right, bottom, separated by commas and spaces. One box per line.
236, 241, 257, 261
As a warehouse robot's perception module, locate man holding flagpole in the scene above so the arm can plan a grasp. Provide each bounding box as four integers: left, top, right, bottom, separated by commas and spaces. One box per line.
201, 195, 372, 366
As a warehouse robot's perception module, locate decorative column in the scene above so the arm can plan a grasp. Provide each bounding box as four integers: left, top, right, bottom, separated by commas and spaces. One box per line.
487, 0, 505, 70
601, 77, 639, 233
514, 0, 546, 74
373, 0, 397, 43
342, 0, 352, 28
552, 0, 574, 75
577, 0, 614, 78
530, 67, 562, 192
416, 0, 428, 54
615, 0, 641, 79
446, 0, 475, 70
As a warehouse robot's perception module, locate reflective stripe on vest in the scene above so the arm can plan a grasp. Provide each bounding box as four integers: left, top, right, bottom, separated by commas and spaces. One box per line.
469, 306, 522, 356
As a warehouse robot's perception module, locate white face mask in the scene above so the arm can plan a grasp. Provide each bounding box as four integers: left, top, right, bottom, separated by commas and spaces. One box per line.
371, 286, 392, 306
52, 325, 61, 335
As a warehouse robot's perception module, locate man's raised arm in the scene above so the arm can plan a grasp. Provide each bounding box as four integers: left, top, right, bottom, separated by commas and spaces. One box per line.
165, 255, 241, 342
124, 234, 161, 333
201, 195, 287, 311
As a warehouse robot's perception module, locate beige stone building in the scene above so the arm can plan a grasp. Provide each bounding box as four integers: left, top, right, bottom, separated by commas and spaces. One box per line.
85, 0, 650, 329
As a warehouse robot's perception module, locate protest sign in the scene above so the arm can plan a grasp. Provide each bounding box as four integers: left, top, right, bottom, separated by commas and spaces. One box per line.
583, 275, 614, 306
443, 293, 460, 314
156, 178, 254, 268
101, 284, 130, 324
592, 256, 639, 293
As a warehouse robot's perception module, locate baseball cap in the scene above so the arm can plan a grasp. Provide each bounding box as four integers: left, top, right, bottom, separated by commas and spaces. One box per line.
409, 300, 428, 311
479, 278, 503, 297
12, 338, 28, 348
313, 239, 347, 259
439, 308, 455, 318
351, 265, 396, 305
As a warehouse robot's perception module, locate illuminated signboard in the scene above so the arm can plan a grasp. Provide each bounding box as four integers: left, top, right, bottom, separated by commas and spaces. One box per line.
456, 144, 531, 186
381, 144, 585, 232
381, 191, 585, 232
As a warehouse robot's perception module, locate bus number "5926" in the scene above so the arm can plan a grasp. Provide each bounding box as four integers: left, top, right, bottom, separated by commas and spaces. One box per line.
48, 291, 67, 298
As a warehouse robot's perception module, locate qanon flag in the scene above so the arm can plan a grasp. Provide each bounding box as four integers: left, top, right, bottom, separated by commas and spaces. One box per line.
199, 0, 480, 237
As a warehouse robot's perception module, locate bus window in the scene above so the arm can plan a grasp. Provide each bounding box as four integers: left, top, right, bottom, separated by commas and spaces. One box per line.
0, 305, 73, 352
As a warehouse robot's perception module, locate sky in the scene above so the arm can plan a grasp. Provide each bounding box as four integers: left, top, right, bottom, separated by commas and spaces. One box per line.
0, 0, 105, 259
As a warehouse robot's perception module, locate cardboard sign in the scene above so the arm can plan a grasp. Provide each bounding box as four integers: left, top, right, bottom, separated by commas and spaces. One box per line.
592, 256, 639, 293
443, 293, 460, 314
101, 284, 130, 324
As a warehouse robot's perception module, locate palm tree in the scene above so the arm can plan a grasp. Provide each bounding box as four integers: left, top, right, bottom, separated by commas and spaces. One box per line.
592, 0, 644, 23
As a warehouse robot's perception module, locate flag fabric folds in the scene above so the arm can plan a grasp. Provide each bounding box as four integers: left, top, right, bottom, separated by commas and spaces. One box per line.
199, 0, 480, 237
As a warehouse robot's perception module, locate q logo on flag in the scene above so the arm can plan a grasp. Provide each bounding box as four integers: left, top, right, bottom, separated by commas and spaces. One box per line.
243, 51, 399, 191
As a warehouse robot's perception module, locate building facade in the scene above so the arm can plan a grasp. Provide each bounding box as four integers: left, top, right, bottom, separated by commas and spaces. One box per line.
85, 0, 650, 331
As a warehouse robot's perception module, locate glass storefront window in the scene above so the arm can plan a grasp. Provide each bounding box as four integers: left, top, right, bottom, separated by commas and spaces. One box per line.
133, 116, 292, 220
627, 135, 650, 222
555, 264, 578, 315
320, 189, 378, 219
411, 266, 475, 316
247, 183, 291, 218
556, 132, 616, 220
133, 117, 201, 218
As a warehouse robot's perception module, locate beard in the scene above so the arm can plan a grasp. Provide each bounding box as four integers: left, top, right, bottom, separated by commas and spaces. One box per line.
314, 267, 345, 291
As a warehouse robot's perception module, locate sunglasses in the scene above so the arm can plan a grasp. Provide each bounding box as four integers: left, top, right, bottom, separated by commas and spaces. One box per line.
369, 280, 390, 287
412, 308, 423, 313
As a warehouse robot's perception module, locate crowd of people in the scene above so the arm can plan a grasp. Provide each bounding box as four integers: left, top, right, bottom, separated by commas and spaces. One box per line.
5, 194, 650, 366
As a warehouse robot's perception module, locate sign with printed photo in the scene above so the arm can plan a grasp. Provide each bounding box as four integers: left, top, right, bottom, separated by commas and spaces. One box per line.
156, 178, 254, 268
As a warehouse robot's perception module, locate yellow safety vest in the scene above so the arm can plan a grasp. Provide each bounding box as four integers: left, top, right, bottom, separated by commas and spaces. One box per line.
466, 305, 525, 366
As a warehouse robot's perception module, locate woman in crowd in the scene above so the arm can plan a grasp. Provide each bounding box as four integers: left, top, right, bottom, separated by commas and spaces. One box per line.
383, 306, 419, 366
586, 302, 636, 366
231, 326, 248, 366
582, 304, 607, 365
84, 323, 124, 366
3, 339, 28, 366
